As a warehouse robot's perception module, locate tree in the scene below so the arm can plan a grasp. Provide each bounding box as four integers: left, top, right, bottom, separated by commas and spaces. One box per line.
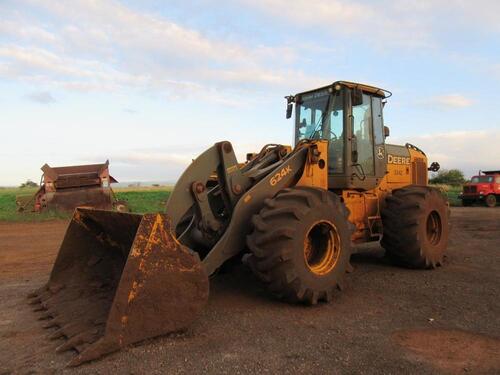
19, 179, 38, 188
429, 169, 465, 186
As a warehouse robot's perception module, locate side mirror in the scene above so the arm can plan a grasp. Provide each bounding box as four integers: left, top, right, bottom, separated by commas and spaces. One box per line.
428, 162, 440, 172
351, 88, 363, 106
286, 102, 293, 119
384, 126, 390, 138
285, 95, 294, 119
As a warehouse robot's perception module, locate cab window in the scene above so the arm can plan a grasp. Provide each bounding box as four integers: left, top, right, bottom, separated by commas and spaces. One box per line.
352, 93, 375, 175
328, 94, 344, 173
372, 97, 384, 145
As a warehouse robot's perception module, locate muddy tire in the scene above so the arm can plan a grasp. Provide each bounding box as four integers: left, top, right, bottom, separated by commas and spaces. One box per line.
485, 194, 497, 208
246, 187, 352, 304
381, 186, 450, 269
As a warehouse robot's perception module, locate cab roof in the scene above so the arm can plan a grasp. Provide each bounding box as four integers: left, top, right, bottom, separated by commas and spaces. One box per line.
295, 80, 391, 99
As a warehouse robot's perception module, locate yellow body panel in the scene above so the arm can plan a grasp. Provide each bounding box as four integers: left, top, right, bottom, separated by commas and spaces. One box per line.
408, 148, 428, 186
296, 140, 329, 190
342, 147, 427, 243
386, 156, 411, 184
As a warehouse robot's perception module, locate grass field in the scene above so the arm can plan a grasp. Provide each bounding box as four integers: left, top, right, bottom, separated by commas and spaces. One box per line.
431, 184, 462, 206
0, 184, 462, 222
0, 187, 69, 222
0, 186, 172, 222
114, 186, 172, 213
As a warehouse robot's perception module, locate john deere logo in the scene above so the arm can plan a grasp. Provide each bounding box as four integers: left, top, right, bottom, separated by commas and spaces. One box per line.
377, 146, 385, 160
388, 154, 411, 165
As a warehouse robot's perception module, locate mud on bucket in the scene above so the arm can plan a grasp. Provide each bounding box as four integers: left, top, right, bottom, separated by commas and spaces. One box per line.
28, 208, 209, 366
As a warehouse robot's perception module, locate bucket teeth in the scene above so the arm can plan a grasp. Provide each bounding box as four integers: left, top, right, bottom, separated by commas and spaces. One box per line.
28, 285, 49, 299
74, 344, 89, 354
27, 291, 38, 299
33, 305, 47, 312
56, 339, 80, 353
28, 297, 41, 305
43, 318, 61, 329
55, 329, 100, 353
48, 283, 65, 294
49, 328, 66, 341
38, 312, 54, 321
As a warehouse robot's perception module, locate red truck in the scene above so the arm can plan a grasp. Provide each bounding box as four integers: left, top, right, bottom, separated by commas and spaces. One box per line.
460, 170, 500, 207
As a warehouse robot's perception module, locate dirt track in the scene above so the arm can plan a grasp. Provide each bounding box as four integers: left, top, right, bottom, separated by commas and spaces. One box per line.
1, 207, 499, 374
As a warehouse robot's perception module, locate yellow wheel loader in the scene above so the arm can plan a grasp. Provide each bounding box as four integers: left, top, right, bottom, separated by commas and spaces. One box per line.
29, 81, 449, 366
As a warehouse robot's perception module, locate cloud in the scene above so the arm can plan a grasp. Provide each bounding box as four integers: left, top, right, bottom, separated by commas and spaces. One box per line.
434, 94, 473, 108
422, 94, 474, 109
236, 0, 435, 49
0, 0, 321, 102
25, 91, 56, 104
236, 0, 500, 50
391, 129, 500, 178
0, 20, 59, 44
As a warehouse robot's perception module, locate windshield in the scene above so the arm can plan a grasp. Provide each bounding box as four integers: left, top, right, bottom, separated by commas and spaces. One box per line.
295, 89, 345, 173
296, 90, 343, 142
471, 176, 493, 183
296, 90, 341, 141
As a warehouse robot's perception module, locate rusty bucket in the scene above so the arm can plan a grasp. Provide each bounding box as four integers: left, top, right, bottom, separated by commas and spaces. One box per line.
28, 208, 209, 366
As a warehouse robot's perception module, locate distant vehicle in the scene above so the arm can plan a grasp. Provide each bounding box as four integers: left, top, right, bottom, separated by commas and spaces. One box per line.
459, 170, 500, 207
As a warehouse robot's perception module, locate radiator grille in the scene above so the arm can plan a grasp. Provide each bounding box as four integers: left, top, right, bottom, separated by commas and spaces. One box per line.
411, 159, 427, 185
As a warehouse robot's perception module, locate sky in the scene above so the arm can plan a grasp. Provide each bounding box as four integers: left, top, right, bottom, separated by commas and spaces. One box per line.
1, 0, 499, 186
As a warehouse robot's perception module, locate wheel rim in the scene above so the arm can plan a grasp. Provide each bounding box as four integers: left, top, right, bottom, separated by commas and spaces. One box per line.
426, 211, 442, 246
304, 220, 341, 275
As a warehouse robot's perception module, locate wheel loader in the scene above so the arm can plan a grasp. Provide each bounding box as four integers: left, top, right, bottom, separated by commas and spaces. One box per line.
29, 81, 449, 366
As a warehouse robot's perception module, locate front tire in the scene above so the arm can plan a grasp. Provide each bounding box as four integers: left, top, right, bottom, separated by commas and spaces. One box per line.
246, 187, 352, 304
381, 186, 450, 269
485, 194, 497, 208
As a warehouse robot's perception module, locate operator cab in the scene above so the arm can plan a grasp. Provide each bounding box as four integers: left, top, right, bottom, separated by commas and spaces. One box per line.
286, 81, 391, 190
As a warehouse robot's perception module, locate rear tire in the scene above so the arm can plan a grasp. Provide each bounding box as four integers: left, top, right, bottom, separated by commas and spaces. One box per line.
485, 194, 497, 208
381, 186, 450, 269
246, 187, 352, 304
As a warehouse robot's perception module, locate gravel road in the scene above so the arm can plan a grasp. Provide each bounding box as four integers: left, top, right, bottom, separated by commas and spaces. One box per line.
0, 207, 499, 374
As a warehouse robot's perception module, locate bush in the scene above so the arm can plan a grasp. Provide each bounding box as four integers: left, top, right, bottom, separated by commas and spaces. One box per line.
19, 179, 38, 188
430, 183, 450, 192
429, 169, 465, 186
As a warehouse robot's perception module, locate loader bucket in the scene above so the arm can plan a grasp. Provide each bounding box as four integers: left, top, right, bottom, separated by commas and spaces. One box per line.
28, 208, 209, 366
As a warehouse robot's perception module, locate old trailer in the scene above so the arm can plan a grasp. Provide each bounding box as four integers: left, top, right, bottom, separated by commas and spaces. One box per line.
17, 160, 127, 213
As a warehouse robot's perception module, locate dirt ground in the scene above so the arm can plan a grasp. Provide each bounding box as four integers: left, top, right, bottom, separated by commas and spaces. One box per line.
1, 207, 499, 374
